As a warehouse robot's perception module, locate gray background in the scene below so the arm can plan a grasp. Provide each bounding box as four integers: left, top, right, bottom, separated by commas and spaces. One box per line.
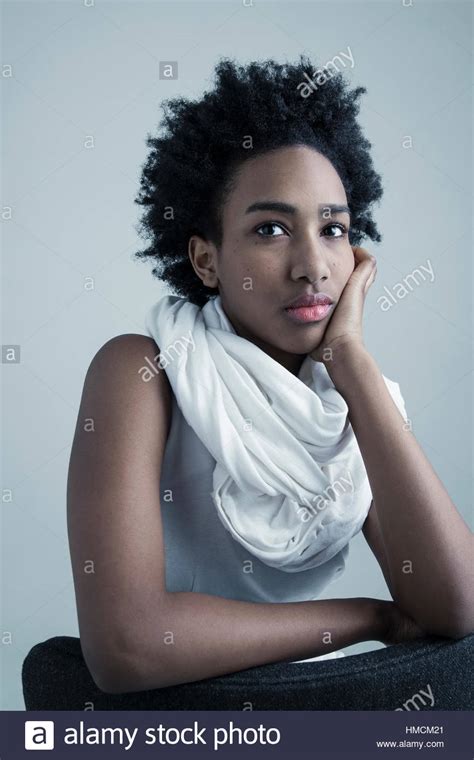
1, 0, 472, 710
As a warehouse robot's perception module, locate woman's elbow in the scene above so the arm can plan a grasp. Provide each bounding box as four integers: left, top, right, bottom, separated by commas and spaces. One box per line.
82, 642, 144, 695
93, 663, 138, 695
91, 645, 177, 694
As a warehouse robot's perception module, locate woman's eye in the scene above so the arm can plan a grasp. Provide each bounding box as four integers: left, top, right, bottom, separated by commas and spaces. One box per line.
322, 223, 347, 238
255, 222, 287, 237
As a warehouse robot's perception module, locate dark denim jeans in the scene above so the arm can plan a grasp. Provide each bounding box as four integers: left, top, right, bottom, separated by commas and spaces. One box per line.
22, 634, 473, 711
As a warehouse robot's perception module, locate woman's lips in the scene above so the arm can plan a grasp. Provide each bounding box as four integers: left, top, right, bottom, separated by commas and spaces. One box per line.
284, 303, 334, 323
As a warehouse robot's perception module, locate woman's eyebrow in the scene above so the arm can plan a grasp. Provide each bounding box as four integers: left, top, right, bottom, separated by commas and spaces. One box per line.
245, 201, 351, 219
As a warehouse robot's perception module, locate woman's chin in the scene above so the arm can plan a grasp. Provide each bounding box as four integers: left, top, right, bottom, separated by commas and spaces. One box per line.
279, 324, 325, 353
274, 337, 324, 358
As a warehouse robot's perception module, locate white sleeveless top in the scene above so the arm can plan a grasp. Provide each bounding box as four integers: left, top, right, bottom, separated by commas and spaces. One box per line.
158, 374, 409, 663
159, 389, 355, 663
160, 388, 351, 602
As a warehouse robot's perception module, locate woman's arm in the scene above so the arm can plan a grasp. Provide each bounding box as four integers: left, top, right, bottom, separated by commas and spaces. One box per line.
325, 343, 474, 639
114, 595, 384, 693
67, 333, 389, 695
67, 334, 173, 692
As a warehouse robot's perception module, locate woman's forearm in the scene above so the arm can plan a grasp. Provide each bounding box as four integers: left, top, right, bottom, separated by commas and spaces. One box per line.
105, 593, 384, 693
324, 344, 474, 638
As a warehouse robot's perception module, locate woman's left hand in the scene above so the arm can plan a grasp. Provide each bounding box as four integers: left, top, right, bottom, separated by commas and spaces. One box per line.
309, 245, 377, 364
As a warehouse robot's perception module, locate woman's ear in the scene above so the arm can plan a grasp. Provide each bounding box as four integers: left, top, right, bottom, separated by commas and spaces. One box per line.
188, 235, 219, 288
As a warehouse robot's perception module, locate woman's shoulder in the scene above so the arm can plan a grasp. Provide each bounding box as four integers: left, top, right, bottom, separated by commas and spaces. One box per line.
84, 333, 173, 430
89, 333, 166, 377
91, 332, 162, 362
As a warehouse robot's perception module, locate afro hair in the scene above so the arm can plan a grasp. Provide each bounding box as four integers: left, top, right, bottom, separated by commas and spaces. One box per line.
134, 55, 383, 307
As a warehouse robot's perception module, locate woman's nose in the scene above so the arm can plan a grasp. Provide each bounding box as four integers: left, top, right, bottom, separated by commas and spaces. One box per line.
290, 240, 331, 283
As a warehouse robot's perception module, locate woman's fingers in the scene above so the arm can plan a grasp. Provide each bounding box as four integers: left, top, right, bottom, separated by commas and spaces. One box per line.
364, 263, 377, 295
351, 246, 377, 294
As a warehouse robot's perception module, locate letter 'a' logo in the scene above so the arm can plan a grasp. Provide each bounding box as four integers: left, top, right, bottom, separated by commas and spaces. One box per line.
24, 720, 55, 750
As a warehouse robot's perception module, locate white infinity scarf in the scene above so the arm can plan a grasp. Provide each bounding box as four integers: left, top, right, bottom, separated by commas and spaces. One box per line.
145, 293, 398, 573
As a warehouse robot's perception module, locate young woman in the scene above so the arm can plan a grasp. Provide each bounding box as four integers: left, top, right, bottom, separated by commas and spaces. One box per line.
66, 57, 473, 696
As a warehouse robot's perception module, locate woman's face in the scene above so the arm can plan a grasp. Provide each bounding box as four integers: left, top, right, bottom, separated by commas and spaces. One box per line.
189, 145, 356, 375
